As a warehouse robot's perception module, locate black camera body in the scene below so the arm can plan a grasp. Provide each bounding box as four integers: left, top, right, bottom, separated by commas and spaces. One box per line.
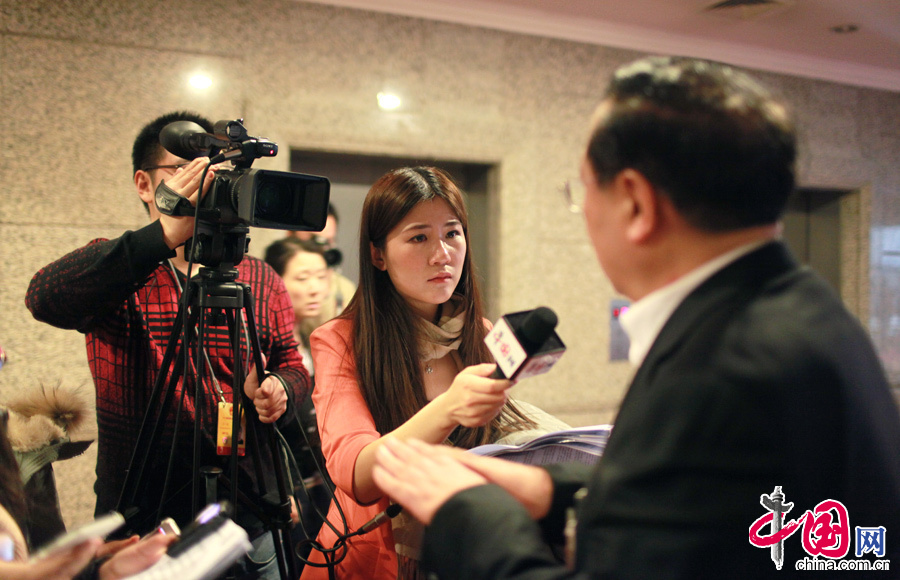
155, 119, 330, 266
201, 166, 330, 231
156, 118, 330, 231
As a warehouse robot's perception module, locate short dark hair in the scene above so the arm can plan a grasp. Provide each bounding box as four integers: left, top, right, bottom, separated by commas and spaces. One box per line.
264, 237, 327, 277
587, 56, 796, 231
131, 111, 213, 176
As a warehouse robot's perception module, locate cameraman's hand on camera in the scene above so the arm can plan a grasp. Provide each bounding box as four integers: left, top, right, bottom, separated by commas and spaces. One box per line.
244, 359, 288, 423
158, 157, 218, 250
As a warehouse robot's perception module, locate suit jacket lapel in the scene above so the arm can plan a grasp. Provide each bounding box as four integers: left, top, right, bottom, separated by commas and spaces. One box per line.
627, 241, 799, 391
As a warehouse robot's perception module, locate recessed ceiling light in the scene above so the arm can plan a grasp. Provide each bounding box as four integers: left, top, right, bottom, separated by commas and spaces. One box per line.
829, 24, 859, 34
377, 92, 402, 110
189, 74, 213, 90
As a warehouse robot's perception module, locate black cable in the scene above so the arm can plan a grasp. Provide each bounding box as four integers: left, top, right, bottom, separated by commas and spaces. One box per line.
277, 389, 353, 574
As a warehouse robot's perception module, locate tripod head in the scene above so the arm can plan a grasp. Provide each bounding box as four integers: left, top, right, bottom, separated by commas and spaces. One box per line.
185, 221, 250, 269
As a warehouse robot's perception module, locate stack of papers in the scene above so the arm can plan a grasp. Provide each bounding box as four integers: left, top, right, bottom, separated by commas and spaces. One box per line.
469, 424, 612, 465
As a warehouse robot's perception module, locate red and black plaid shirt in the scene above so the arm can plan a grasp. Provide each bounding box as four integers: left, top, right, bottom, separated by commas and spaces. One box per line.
26, 221, 309, 530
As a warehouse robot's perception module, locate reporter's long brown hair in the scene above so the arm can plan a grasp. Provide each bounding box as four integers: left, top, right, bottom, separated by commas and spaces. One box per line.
340, 167, 533, 448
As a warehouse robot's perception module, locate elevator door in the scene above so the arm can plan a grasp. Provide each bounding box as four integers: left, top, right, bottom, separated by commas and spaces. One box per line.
781, 188, 846, 292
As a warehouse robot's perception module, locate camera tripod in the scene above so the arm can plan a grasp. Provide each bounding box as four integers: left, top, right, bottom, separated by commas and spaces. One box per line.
117, 261, 298, 580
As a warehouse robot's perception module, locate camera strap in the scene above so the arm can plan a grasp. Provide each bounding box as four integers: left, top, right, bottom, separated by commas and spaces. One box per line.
155, 181, 195, 217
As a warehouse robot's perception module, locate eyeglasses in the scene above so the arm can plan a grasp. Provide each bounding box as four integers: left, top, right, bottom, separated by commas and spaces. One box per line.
561, 178, 586, 213
141, 163, 189, 173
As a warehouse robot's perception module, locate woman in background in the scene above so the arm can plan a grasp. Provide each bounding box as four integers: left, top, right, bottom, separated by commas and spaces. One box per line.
265, 237, 333, 377
264, 237, 336, 566
302, 167, 536, 580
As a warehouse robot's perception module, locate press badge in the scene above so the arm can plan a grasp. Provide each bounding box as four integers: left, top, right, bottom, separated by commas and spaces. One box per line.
216, 401, 246, 456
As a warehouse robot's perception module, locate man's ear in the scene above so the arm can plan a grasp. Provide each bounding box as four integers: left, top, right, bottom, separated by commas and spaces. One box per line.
134, 170, 154, 206
370, 242, 386, 271
618, 169, 660, 244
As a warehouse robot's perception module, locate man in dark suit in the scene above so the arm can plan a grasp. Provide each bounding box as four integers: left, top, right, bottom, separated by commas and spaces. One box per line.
370, 56, 900, 578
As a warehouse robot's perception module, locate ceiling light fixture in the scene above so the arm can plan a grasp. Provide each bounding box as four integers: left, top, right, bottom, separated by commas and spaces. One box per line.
377, 91, 402, 110
189, 74, 213, 90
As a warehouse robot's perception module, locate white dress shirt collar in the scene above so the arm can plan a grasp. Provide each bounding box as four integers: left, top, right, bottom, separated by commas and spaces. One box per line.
618, 240, 770, 366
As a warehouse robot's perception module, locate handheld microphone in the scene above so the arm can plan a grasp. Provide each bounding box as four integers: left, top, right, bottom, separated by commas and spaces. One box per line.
159, 121, 231, 160
350, 504, 403, 537
485, 306, 565, 379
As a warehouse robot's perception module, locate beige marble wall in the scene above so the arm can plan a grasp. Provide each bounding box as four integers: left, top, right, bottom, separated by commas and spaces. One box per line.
2, 0, 899, 528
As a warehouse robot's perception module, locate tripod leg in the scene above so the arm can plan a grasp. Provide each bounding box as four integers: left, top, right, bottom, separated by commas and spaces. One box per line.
237, 287, 298, 580
117, 301, 200, 529
191, 296, 211, 518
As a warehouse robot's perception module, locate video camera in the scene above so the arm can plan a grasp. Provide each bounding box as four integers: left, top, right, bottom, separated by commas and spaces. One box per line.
154, 118, 330, 266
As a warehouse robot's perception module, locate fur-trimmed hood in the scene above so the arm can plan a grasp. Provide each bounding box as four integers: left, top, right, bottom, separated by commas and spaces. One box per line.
2, 383, 94, 484
3, 382, 92, 452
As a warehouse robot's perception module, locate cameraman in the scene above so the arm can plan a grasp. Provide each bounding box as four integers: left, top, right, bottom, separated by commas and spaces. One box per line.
26, 111, 310, 580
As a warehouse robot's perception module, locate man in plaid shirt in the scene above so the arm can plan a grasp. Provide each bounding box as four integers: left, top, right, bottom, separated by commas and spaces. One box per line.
26, 111, 310, 579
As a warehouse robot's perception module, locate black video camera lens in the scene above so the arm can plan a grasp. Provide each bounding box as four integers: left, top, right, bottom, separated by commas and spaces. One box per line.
255, 179, 293, 221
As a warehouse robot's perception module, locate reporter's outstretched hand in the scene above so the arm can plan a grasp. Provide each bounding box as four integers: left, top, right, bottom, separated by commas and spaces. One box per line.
99, 532, 176, 580
0, 538, 101, 580
436, 363, 513, 428
95, 535, 139, 560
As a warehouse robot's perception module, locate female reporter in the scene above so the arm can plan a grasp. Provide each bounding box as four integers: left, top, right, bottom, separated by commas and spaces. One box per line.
301, 167, 535, 580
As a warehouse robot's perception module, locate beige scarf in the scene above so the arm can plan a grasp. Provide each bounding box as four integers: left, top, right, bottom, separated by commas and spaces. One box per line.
414, 295, 466, 366
393, 296, 467, 576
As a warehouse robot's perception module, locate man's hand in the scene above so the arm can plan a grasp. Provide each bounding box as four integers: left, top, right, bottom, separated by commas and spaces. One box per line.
156, 157, 217, 250
244, 361, 288, 423
372, 437, 488, 525
374, 438, 555, 523
446, 448, 554, 519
